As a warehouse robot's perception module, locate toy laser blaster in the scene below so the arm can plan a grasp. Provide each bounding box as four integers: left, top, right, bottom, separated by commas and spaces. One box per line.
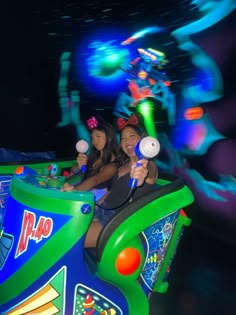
75, 140, 89, 173
65, 140, 89, 186
129, 136, 160, 189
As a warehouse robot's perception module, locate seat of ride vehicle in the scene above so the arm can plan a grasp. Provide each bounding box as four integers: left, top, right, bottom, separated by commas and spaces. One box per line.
0, 166, 194, 315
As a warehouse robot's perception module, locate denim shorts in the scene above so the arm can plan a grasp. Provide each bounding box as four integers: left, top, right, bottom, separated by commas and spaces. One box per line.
94, 205, 116, 226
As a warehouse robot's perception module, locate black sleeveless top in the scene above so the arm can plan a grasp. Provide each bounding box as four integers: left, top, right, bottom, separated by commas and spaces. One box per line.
103, 172, 156, 210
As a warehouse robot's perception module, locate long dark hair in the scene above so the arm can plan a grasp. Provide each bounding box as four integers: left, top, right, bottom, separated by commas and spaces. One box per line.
86, 118, 118, 176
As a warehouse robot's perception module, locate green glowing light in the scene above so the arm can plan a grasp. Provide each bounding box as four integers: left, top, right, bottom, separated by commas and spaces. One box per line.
105, 53, 119, 62
137, 100, 157, 138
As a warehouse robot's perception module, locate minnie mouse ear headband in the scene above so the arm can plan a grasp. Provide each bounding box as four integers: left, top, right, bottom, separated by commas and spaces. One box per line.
117, 113, 139, 131
87, 116, 98, 130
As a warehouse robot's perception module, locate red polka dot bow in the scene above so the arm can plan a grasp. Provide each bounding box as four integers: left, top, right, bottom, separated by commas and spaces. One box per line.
117, 113, 139, 131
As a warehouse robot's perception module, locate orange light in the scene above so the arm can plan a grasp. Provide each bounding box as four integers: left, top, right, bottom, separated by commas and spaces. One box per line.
184, 107, 204, 120
15, 166, 24, 175
116, 247, 141, 275
163, 80, 171, 87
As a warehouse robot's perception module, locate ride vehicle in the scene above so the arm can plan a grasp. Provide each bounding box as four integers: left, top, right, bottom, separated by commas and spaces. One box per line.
0, 155, 194, 315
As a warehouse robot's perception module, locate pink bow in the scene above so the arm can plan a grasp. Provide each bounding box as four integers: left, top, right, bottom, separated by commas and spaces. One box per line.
117, 113, 139, 131
87, 116, 98, 130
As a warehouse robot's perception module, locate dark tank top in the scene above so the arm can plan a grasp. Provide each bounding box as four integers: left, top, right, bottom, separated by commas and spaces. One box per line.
85, 162, 117, 190
104, 172, 155, 210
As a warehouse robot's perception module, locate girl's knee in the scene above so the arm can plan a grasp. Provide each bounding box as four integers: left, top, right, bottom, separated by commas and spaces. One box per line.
84, 221, 103, 248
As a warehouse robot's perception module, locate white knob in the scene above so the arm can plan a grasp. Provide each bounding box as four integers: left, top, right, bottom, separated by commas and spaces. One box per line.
75, 140, 89, 153
139, 136, 160, 158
